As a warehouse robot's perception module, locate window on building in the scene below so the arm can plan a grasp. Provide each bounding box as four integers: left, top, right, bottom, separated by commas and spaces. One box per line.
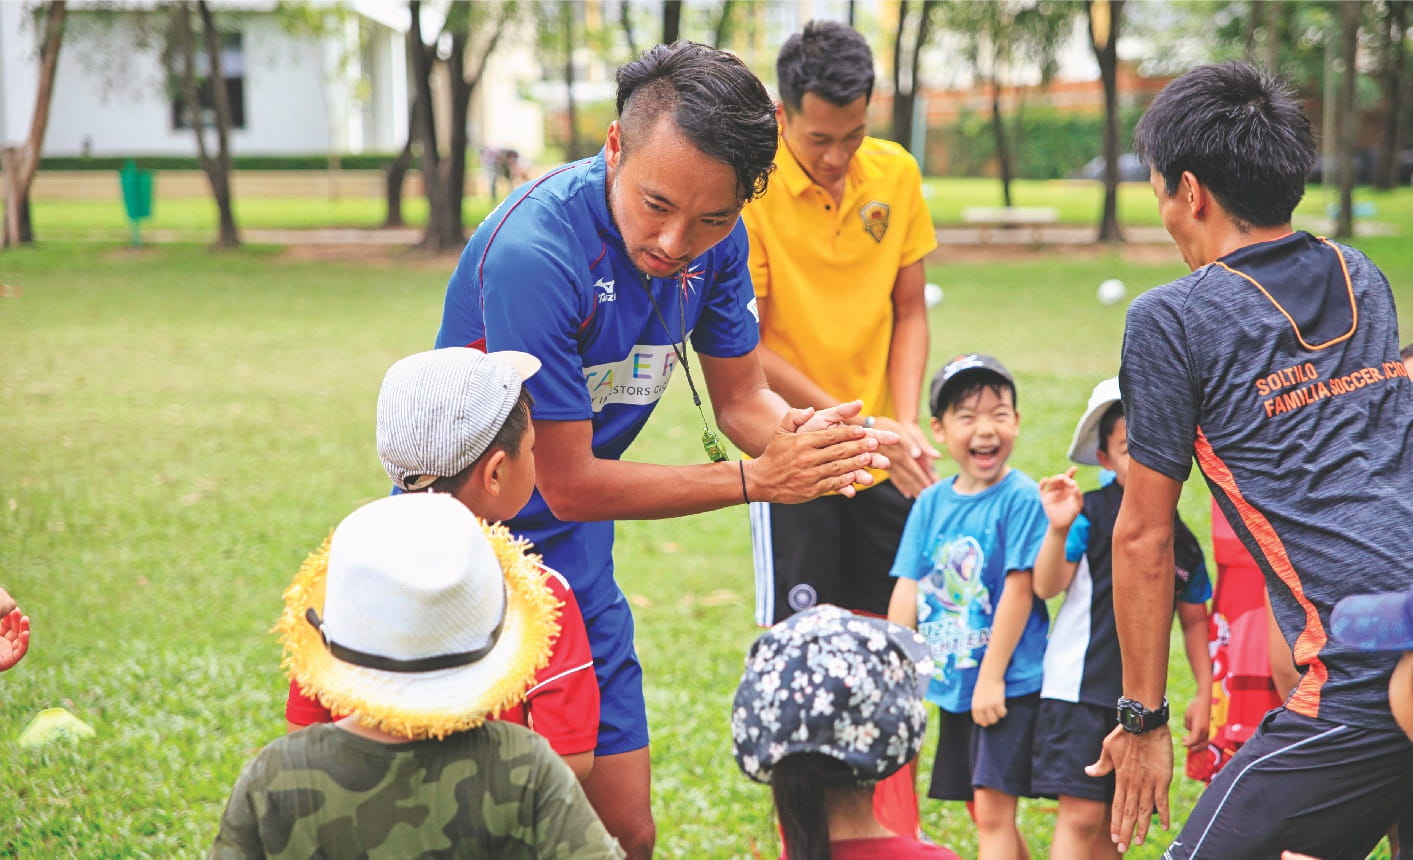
170, 32, 246, 130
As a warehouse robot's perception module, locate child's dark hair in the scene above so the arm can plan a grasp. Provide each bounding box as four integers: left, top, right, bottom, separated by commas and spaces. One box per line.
771, 753, 860, 860
422, 387, 535, 496
1400, 342, 1413, 362
932, 371, 1016, 419
1097, 400, 1125, 455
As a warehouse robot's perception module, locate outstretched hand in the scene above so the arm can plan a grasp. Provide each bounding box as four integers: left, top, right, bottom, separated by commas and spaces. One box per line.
1087, 724, 1172, 852
0, 609, 31, 671
747, 413, 887, 503
1038, 466, 1083, 528
779, 402, 896, 497
872, 417, 938, 498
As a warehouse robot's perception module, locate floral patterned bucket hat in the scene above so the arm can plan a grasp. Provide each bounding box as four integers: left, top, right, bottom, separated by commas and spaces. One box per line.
731, 604, 933, 785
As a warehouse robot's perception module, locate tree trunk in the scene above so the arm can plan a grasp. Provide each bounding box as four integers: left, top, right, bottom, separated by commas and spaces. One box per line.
1090, 0, 1124, 243
620, 0, 638, 58
384, 19, 423, 228
990, 78, 1013, 208
891, 2, 912, 146
384, 138, 413, 227
890, 1, 936, 149
408, 1, 449, 251
713, 0, 736, 48
562, 2, 582, 161
1375, 0, 1407, 190
2, 0, 65, 249
1336, 0, 1361, 238
1262, 1, 1281, 73
436, 32, 471, 251
197, 0, 240, 247
663, 0, 682, 44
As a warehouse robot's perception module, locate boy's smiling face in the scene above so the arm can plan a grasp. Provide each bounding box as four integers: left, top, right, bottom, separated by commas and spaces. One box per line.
931, 383, 1020, 494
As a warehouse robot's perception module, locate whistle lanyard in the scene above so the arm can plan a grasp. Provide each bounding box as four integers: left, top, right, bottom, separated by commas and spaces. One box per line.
639, 275, 728, 463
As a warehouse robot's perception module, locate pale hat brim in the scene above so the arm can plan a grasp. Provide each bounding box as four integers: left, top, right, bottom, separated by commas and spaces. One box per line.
1067, 376, 1122, 467
275, 519, 560, 740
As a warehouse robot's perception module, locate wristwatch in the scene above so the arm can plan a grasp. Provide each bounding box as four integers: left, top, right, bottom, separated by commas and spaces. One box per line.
1116, 697, 1170, 734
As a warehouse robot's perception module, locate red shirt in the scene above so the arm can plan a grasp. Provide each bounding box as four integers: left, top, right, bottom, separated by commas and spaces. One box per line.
285, 564, 599, 756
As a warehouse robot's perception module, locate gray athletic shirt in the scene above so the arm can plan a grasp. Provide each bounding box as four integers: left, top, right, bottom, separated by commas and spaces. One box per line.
1120, 231, 1412, 731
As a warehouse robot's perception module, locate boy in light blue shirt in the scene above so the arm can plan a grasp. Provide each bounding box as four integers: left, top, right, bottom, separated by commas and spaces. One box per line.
888, 354, 1048, 858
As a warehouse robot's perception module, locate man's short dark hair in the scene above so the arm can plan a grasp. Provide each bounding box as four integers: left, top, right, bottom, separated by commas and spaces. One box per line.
1401, 342, 1413, 362
776, 20, 875, 113
1098, 400, 1125, 455
932, 371, 1016, 419
425, 387, 535, 496
1134, 62, 1315, 229
616, 41, 777, 202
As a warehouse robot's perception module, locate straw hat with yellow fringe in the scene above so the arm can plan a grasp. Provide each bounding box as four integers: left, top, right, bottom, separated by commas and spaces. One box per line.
275, 492, 560, 741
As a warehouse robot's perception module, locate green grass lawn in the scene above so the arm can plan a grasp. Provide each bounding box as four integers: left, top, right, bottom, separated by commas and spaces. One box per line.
27, 172, 1413, 243
1, 194, 1410, 857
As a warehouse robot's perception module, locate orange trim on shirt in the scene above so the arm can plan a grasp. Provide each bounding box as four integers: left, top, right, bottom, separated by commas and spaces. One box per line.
1211, 238, 1357, 351
1193, 428, 1327, 718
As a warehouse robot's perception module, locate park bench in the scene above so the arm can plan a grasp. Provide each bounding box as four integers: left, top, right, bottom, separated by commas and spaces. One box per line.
961, 206, 1060, 243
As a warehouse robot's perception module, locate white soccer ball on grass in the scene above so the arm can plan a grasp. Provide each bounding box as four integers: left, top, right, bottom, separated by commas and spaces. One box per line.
1097, 278, 1126, 306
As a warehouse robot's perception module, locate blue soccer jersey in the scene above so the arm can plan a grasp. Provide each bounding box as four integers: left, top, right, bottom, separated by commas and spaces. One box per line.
888, 469, 1050, 713
435, 150, 760, 621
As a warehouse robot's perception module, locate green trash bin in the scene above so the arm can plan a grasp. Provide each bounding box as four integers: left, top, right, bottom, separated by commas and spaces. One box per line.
119, 160, 153, 246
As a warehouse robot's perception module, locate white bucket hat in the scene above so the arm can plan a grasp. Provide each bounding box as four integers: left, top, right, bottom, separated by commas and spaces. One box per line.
275, 493, 559, 740
1067, 376, 1122, 466
378, 347, 541, 491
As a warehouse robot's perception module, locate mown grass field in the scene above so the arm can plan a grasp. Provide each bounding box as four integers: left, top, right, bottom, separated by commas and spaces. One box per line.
2, 181, 1410, 857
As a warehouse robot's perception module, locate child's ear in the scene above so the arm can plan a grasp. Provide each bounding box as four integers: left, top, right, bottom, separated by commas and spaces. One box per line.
479, 449, 510, 496
929, 415, 943, 436
1095, 448, 1113, 471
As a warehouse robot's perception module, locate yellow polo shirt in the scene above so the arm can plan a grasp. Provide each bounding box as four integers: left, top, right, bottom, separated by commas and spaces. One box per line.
743, 135, 937, 485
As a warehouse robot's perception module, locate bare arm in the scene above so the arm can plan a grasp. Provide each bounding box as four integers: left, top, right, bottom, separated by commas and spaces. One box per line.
531, 417, 881, 522
972, 570, 1035, 727
561, 750, 594, 782
887, 261, 929, 429
1089, 459, 1183, 852
1114, 462, 1182, 716
887, 577, 919, 630
1266, 585, 1300, 699
1034, 467, 1082, 600
1177, 600, 1212, 749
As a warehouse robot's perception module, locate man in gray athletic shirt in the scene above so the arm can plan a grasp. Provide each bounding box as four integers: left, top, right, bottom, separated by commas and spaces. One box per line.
1087, 62, 1413, 859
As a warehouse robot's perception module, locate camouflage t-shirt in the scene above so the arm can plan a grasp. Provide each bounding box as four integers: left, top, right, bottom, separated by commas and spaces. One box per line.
209, 721, 624, 859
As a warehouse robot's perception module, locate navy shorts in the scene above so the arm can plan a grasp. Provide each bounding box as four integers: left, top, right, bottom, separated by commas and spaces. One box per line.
749, 480, 912, 625
929, 692, 1043, 800
1031, 699, 1116, 802
582, 589, 648, 756
1166, 708, 1413, 859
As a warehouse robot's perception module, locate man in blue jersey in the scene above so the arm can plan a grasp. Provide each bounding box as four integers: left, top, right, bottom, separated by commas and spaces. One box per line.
1088, 63, 1413, 858
435, 43, 895, 859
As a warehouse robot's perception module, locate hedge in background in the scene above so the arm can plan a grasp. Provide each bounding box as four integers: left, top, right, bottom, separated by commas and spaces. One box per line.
937, 105, 1144, 180
37, 153, 403, 171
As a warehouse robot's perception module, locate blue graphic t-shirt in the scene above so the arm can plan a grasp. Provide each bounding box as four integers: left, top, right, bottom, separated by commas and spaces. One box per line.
888, 469, 1049, 713
435, 150, 760, 620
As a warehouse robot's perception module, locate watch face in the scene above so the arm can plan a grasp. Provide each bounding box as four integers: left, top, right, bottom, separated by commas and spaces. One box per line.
1119, 707, 1142, 733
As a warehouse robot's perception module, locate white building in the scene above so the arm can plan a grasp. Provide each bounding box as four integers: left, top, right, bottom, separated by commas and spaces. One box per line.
0, 0, 545, 160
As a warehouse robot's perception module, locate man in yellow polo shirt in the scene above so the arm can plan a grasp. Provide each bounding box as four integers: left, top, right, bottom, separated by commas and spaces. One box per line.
745, 20, 939, 626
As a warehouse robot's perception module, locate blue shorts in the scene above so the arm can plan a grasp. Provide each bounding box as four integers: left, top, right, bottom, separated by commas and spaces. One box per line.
1167, 708, 1413, 859
929, 692, 1043, 800
581, 587, 649, 756
1031, 699, 1116, 802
